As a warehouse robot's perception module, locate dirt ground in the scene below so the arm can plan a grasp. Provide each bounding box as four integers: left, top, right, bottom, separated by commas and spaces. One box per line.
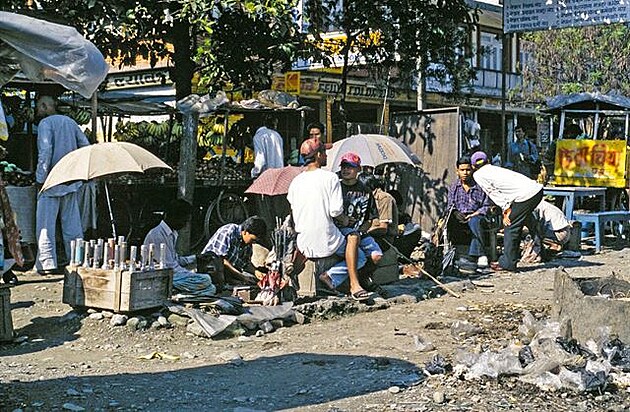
1, 245, 630, 411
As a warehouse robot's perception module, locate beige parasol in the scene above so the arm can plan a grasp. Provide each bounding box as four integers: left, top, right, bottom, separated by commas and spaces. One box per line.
41, 142, 172, 238
41, 142, 172, 192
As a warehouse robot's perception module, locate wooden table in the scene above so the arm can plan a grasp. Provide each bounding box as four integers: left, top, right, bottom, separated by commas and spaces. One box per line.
543, 186, 607, 220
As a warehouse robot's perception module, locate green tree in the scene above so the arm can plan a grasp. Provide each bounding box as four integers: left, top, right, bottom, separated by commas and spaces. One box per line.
521, 25, 630, 102
2, 1, 306, 99
303, 0, 476, 133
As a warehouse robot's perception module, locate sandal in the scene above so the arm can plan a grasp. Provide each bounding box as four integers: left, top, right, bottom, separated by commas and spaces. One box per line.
350, 289, 370, 302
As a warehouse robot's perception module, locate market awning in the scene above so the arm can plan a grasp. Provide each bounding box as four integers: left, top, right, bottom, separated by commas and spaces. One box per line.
62, 90, 177, 116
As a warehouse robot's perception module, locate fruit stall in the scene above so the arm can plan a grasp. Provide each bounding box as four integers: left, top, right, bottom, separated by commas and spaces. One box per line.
66, 90, 312, 252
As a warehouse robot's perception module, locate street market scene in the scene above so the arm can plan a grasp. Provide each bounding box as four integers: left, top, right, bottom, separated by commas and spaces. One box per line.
1, 0, 630, 411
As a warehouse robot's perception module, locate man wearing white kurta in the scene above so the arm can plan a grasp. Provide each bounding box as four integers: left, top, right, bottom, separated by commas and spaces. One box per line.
251, 116, 284, 178
35, 96, 90, 274
471, 151, 543, 272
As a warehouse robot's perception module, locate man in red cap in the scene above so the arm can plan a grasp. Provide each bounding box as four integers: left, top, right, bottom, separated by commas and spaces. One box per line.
287, 138, 370, 301
336, 152, 383, 268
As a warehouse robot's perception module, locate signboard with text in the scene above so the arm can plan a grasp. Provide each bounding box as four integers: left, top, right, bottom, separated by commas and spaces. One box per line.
504, 0, 630, 34
554, 139, 628, 188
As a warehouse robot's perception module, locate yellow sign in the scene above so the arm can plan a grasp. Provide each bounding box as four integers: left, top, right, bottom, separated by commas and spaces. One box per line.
284, 72, 300, 94
553, 139, 628, 188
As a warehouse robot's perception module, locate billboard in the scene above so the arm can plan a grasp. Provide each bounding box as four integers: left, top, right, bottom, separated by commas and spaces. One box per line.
504, 0, 630, 34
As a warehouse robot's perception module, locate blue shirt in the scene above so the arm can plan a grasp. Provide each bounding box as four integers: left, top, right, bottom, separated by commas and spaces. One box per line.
202, 223, 250, 270
447, 179, 491, 215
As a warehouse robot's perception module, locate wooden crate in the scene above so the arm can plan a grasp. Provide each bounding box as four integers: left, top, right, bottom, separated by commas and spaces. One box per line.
63, 267, 173, 313
1, 285, 13, 342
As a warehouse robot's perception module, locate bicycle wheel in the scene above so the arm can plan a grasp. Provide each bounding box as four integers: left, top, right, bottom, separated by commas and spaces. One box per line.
204, 192, 249, 239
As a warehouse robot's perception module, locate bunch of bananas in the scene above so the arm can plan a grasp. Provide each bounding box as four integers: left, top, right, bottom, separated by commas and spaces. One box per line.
113, 120, 183, 146
66, 108, 92, 125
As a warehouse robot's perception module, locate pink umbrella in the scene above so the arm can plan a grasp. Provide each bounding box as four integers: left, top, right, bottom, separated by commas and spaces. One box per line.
245, 166, 304, 196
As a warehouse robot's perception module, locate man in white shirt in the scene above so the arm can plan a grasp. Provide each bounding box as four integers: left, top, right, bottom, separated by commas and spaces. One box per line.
471, 151, 543, 271
534, 200, 572, 249
287, 136, 370, 301
35, 95, 91, 274
251, 115, 284, 178
144, 199, 216, 297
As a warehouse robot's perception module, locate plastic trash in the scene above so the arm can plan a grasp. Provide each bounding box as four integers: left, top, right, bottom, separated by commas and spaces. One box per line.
413, 335, 435, 352
450, 320, 483, 339
424, 354, 452, 375
518, 345, 535, 367
556, 337, 597, 359
602, 338, 630, 372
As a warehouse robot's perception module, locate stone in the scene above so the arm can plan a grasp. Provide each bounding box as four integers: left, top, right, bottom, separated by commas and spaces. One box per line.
218, 350, 243, 365
186, 322, 208, 337
87, 309, 97, 314
259, 321, 274, 333
291, 311, 306, 324
270, 319, 284, 329
88, 313, 103, 320
151, 321, 161, 329
388, 386, 401, 394
62, 403, 85, 411
167, 313, 189, 327
137, 319, 148, 330
181, 351, 196, 359
255, 330, 265, 337
110, 314, 128, 327
433, 391, 445, 404
101, 311, 113, 319
126, 317, 141, 330
157, 316, 169, 327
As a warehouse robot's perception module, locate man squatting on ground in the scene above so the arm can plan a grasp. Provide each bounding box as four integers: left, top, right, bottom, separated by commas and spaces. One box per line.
533, 200, 572, 251
447, 154, 492, 268
143, 199, 216, 297
287, 136, 370, 301
471, 151, 543, 272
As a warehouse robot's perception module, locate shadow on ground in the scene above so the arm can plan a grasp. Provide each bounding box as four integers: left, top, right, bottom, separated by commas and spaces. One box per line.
1, 352, 419, 411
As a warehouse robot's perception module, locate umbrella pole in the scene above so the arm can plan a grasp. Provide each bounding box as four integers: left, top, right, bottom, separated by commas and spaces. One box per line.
104, 182, 117, 239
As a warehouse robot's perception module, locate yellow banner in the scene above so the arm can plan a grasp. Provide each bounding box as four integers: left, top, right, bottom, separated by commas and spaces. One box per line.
553, 139, 628, 188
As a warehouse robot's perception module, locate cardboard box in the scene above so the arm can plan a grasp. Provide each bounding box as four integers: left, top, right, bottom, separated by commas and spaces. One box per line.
0, 285, 13, 341
63, 267, 173, 313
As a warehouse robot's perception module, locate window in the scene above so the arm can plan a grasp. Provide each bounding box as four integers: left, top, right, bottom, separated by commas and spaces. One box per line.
479, 31, 502, 71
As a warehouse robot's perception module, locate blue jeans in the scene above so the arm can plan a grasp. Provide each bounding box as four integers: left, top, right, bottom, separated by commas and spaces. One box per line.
339, 227, 383, 261
327, 235, 367, 288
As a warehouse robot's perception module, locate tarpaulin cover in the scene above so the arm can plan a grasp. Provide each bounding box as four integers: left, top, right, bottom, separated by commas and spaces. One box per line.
0, 12, 109, 98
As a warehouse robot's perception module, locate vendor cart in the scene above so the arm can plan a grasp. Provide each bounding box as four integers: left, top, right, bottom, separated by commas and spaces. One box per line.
542, 92, 630, 212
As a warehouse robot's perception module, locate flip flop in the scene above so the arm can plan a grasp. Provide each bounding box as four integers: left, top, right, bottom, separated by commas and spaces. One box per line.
351, 289, 370, 302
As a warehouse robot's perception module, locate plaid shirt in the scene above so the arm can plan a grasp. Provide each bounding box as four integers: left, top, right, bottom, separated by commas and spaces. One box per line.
447, 179, 491, 215
202, 223, 250, 271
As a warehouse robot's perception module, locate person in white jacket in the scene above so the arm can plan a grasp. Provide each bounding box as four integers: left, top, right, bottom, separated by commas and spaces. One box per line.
251, 115, 284, 178
471, 151, 543, 272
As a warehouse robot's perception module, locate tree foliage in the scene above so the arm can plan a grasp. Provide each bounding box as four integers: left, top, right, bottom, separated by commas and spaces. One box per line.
303, 0, 477, 106
521, 25, 630, 102
2, 0, 306, 98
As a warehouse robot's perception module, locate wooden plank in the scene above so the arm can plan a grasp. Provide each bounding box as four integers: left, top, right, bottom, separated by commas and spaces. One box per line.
0, 287, 13, 342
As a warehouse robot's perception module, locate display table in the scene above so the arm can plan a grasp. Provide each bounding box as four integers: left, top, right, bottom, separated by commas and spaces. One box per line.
543, 186, 607, 220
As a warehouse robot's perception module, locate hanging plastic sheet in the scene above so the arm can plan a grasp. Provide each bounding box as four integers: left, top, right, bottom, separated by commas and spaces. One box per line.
0, 12, 108, 98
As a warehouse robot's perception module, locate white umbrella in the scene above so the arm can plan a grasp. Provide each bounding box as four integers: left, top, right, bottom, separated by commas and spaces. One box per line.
325, 134, 420, 172
41, 142, 172, 237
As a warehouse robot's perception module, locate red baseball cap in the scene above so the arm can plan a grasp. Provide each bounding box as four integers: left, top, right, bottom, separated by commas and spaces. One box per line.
300, 138, 333, 158
340, 152, 361, 168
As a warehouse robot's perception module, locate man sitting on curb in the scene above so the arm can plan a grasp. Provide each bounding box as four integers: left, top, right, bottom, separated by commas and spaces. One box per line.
200, 216, 267, 291
447, 154, 493, 268
336, 152, 383, 267
287, 137, 370, 301
471, 151, 543, 272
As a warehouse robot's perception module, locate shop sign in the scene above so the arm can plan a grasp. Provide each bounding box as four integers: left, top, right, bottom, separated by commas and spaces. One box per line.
272, 74, 412, 103
553, 139, 628, 188
104, 69, 171, 90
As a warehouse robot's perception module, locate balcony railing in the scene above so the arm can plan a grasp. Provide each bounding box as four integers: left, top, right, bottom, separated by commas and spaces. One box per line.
424, 67, 523, 98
